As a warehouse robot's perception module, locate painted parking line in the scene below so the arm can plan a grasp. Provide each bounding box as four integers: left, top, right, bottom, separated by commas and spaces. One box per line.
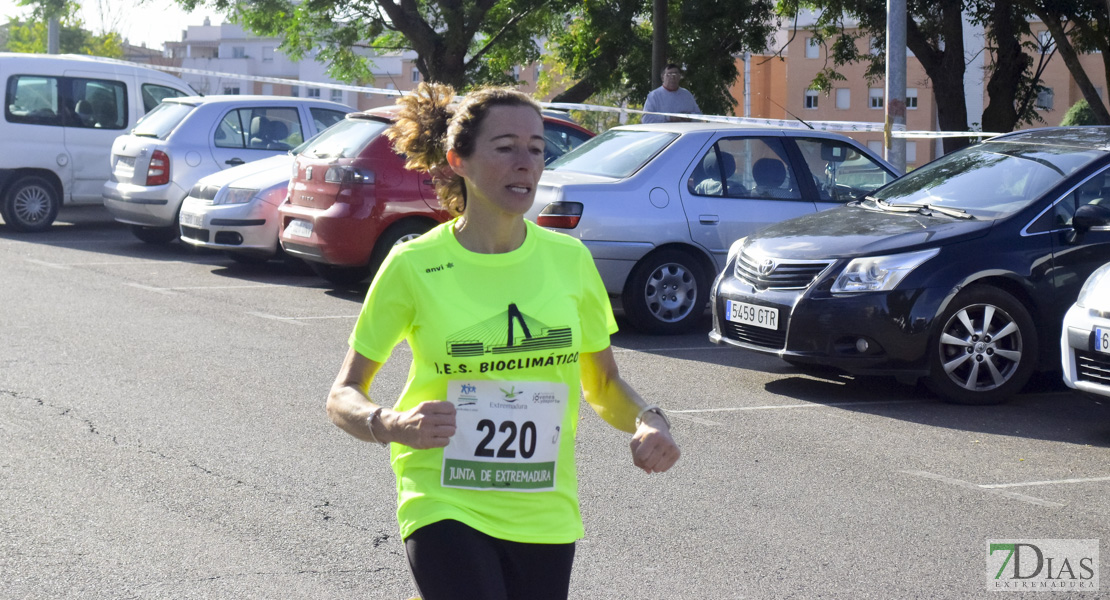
980, 476, 1110, 489
125, 282, 177, 295
903, 470, 1066, 508
24, 258, 71, 270
612, 346, 725, 353
247, 311, 359, 324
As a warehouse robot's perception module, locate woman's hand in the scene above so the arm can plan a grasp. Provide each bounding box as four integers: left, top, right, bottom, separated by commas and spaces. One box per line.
380, 401, 457, 449
630, 411, 680, 474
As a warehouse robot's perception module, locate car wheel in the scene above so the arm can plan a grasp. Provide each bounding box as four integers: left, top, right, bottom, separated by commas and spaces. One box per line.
3, 175, 60, 232
925, 286, 1038, 405
368, 219, 433, 277
131, 224, 179, 244
622, 249, 708, 335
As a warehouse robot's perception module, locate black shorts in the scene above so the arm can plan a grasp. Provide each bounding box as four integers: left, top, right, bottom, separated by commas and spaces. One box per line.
404, 519, 576, 600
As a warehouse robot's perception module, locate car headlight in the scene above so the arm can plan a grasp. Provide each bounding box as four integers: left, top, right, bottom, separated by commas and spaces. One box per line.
1076, 263, 1110, 308
726, 237, 747, 267
217, 187, 258, 205
830, 248, 939, 293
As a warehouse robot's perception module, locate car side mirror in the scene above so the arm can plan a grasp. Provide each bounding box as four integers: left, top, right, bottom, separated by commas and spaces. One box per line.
1073, 203, 1110, 234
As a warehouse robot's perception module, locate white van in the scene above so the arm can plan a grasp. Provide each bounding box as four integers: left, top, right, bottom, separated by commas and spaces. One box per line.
0, 53, 196, 231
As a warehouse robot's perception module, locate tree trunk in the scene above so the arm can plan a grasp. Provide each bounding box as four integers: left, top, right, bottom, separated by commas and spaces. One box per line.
907, 0, 971, 153
981, 0, 1028, 133
1035, 9, 1110, 124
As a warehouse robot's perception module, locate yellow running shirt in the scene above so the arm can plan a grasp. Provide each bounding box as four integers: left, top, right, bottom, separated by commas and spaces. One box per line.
348, 218, 618, 544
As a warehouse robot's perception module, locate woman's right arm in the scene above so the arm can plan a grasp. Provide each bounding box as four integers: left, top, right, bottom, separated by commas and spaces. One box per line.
326, 348, 457, 449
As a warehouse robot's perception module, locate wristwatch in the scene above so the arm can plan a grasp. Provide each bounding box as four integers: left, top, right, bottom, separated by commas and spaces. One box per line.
635, 404, 671, 429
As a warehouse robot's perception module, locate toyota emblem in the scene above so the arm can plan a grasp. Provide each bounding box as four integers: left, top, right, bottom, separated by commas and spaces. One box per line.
758, 259, 776, 276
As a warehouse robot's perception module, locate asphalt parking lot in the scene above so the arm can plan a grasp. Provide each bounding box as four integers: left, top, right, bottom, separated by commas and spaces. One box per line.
2, 206, 1109, 599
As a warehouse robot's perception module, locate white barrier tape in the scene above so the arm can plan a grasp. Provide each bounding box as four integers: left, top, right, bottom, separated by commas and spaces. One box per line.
146, 61, 1000, 140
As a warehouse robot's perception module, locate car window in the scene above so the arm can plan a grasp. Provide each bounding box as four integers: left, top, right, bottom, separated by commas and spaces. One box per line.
70, 78, 127, 129
543, 122, 592, 165
793, 138, 896, 202
141, 84, 189, 113
301, 118, 389, 159
311, 108, 348, 131
216, 107, 303, 150
1031, 165, 1110, 232
133, 102, 194, 138
547, 129, 678, 178
876, 141, 1105, 218
689, 137, 801, 200
5, 75, 62, 126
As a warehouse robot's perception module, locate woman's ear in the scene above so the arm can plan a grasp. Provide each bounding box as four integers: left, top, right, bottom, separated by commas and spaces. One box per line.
446, 148, 465, 176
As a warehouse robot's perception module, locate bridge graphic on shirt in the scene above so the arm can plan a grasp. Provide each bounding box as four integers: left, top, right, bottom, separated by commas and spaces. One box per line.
446, 303, 572, 357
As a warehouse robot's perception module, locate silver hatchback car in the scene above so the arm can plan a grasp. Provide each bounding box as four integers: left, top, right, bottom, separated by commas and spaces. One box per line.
103, 95, 350, 243
527, 123, 899, 334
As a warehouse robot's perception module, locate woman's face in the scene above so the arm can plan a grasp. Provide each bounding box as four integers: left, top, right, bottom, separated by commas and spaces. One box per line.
451, 104, 545, 218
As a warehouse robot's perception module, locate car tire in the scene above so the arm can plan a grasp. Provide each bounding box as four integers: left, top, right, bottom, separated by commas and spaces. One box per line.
2, 175, 60, 232
925, 286, 1038, 405
308, 262, 373, 287
131, 224, 179, 244
368, 219, 433, 277
622, 249, 708, 335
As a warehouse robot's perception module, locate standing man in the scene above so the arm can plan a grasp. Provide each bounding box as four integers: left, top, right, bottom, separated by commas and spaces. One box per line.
641, 63, 701, 123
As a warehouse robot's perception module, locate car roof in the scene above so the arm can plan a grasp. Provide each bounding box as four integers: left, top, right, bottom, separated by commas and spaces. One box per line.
615, 121, 861, 140
988, 126, 1110, 150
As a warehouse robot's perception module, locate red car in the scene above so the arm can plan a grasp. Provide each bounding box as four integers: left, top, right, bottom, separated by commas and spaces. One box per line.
279, 106, 594, 285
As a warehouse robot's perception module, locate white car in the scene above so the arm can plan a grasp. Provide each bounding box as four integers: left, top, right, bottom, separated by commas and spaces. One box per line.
103, 95, 350, 243
1061, 261, 1110, 398
177, 118, 352, 263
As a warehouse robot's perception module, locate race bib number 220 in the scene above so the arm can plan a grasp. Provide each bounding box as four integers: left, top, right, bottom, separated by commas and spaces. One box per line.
442, 380, 568, 492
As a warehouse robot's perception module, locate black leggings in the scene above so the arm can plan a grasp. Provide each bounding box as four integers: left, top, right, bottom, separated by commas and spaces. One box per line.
404, 519, 575, 600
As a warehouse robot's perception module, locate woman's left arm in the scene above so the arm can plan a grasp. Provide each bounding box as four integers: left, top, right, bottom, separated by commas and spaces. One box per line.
580, 347, 680, 474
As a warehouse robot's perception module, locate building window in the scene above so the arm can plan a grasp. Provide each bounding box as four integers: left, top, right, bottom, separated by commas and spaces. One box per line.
290, 85, 299, 97
307, 88, 320, 98
262, 46, 275, 62
1036, 87, 1054, 110
512, 66, 521, 81
411, 69, 421, 83
805, 37, 819, 59
232, 46, 246, 59
835, 89, 850, 109
869, 37, 882, 55
223, 86, 240, 95
1038, 30, 1054, 51
261, 83, 273, 95
869, 88, 884, 109
906, 141, 917, 163
804, 90, 819, 109
331, 88, 343, 103
535, 64, 543, 80
906, 88, 918, 109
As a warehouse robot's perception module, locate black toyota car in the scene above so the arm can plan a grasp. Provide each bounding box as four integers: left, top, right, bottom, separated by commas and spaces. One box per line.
710, 127, 1110, 405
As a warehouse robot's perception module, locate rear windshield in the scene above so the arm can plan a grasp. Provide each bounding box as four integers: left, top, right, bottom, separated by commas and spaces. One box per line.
874, 141, 1106, 219
132, 102, 194, 139
546, 129, 678, 178
302, 117, 389, 159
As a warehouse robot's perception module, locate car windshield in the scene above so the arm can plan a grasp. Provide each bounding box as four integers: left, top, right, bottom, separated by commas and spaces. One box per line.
132, 102, 194, 139
302, 118, 389, 159
873, 140, 1106, 219
546, 129, 678, 178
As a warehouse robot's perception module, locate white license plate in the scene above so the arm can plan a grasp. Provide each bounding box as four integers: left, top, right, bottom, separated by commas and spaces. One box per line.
179, 211, 203, 228
284, 219, 313, 239
1096, 327, 1110, 354
725, 300, 778, 330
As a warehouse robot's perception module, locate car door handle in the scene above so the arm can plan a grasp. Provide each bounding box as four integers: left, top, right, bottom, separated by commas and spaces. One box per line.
699, 215, 720, 225
226, 158, 245, 166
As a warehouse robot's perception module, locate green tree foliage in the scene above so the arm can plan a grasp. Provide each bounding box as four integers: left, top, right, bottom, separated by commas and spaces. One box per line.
176, 0, 575, 89
1060, 99, 1099, 126
544, 0, 778, 117
3, 12, 123, 57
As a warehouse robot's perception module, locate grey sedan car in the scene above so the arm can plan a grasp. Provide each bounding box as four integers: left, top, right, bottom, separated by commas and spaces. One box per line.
527, 123, 899, 334
103, 95, 350, 243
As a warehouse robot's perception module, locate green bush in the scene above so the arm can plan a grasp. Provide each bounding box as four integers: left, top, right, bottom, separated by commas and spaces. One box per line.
1060, 99, 1099, 126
